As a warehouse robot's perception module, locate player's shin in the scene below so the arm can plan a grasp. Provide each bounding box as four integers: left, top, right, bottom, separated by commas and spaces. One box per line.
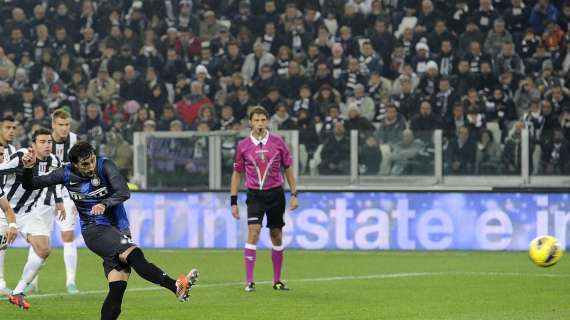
63, 241, 77, 285
125, 247, 177, 293
13, 249, 45, 294
101, 281, 127, 320
272, 245, 284, 284
244, 243, 257, 283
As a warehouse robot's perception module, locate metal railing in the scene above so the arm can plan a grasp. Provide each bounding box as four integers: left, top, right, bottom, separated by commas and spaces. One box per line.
133, 129, 570, 190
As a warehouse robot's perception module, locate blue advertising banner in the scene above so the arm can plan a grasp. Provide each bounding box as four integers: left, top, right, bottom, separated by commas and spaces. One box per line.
14, 192, 569, 250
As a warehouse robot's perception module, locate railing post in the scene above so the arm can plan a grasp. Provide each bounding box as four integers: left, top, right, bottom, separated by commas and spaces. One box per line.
350, 130, 358, 185
521, 128, 530, 186
434, 130, 443, 183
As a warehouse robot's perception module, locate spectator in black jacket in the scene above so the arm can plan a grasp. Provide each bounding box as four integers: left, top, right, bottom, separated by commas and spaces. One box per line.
446, 126, 477, 174
120, 65, 147, 104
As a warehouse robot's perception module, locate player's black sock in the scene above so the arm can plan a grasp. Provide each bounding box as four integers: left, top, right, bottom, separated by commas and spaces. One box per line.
101, 281, 127, 320
126, 248, 177, 293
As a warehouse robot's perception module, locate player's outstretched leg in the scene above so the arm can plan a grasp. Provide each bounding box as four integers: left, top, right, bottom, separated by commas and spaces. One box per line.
0, 249, 10, 294
9, 237, 50, 309
121, 247, 199, 301
101, 281, 127, 320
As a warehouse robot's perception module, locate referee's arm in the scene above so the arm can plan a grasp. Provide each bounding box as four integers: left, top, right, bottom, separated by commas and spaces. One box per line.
284, 166, 298, 210
230, 170, 241, 219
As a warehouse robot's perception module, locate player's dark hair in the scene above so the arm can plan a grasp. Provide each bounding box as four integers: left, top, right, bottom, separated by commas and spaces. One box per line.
32, 127, 52, 143
2, 115, 15, 123
69, 141, 96, 164
248, 106, 269, 120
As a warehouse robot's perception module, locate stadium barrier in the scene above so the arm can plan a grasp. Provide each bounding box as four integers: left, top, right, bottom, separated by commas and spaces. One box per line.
18, 191, 568, 250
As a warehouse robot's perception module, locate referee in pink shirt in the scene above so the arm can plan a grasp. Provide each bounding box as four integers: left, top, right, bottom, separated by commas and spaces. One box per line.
230, 106, 299, 292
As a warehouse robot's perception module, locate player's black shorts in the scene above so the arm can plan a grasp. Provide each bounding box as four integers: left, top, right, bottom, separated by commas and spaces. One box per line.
82, 224, 135, 278
246, 186, 286, 228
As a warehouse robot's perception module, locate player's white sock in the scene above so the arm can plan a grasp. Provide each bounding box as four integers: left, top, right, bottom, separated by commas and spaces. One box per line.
0, 249, 6, 288
12, 249, 45, 295
28, 246, 39, 288
63, 241, 77, 285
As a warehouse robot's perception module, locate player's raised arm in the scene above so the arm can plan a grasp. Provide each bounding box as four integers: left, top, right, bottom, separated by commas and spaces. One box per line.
99, 159, 130, 209
22, 149, 65, 190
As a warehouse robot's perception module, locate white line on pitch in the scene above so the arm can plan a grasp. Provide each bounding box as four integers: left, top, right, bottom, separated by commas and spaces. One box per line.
23, 271, 570, 300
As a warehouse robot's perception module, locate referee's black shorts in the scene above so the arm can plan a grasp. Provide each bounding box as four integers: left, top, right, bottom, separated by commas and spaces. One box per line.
82, 224, 135, 278
246, 186, 286, 228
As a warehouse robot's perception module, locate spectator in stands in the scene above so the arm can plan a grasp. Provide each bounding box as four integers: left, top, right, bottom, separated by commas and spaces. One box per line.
447, 126, 477, 174
344, 105, 375, 137
230, 86, 254, 121
242, 42, 275, 84
475, 129, 502, 174
484, 18, 513, 57
87, 66, 117, 105
359, 135, 382, 175
540, 127, 570, 174
392, 76, 419, 120
410, 100, 442, 143
319, 121, 350, 175
292, 85, 317, 118
389, 129, 425, 175
377, 104, 406, 146
269, 103, 296, 131
314, 84, 341, 118
503, 121, 525, 174
345, 84, 374, 121
529, 0, 558, 34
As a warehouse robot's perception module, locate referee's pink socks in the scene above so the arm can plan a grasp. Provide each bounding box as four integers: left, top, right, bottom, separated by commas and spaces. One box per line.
272, 245, 284, 284
244, 243, 256, 283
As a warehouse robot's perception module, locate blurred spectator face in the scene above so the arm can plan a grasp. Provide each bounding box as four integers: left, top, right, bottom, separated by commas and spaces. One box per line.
403, 28, 414, 41
221, 106, 233, 119
237, 88, 249, 101
340, 27, 352, 40
348, 58, 360, 73
452, 105, 464, 118
300, 87, 311, 98
228, 44, 240, 58
110, 26, 121, 38
201, 48, 212, 60
0, 67, 9, 81
334, 122, 345, 136
552, 86, 562, 99
344, 3, 356, 16
530, 101, 541, 114
564, 3, 570, 17
288, 61, 300, 76
493, 89, 503, 99
205, 12, 217, 25
458, 127, 469, 144
554, 130, 564, 143
201, 107, 213, 121
34, 5, 46, 19
362, 43, 374, 57
260, 66, 273, 79
254, 44, 264, 57
82, 1, 94, 15
481, 131, 492, 145
276, 105, 288, 118
55, 28, 67, 41
354, 86, 365, 98
441, 40, 452, 54
57, 3, 68, 16
513, 122, 524, 138
23, 90, 34, 102
501, 42, 513, 56
36, 25, 48, 40
167, 49, 178, 61
121, 46, 132, 57
316, 63, 329, 77
87, 105, 99, 119
542, 101, 553, 115
480, 0, 492, 10
434, 21, 446, 34
458, 60, 470, 73
480, 62, 492, 74
137, 108, 149, 122
143, 121, 156, 132
265, 22, 276, 36
12, 8, 25, 21
401, 79, 412, 93
278, 46, 291, 60
308, 45, 319, 58
329, 107, 340, 119
191, 82, 203, 95
386, 107, 398, 121
124, 66, 135, 81
11, 29, 23, 42
320, 87, 331, 99
0, 82, 10, 95
494, 19, 506, 33
375, 20, 387, 33
421, 0, 434, 14
163, 107, 175, 119
466, 22, 478, 33
366, 136, 377, 147
170, 121, 183, 132
439, 79, 450, 92
265, 1, 276, 13
197, 122, 210, 132
285, 5, 297, 19
402, 130, 414, 145
33, 105, 46, 120
268, 89, 280, 101
469, 41, 481, 54
83, 28, 95, 41
419, 102, 432, 116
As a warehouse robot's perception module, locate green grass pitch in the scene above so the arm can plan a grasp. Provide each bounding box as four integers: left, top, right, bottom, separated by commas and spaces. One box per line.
1, 248, 569, 319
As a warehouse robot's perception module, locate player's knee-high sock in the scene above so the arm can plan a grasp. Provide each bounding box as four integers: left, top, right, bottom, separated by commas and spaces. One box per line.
63, 241, 77, 285
101, 281, 127, 320
126, 248, 177, 293
244, 243, 256, 283
12, 249, 45, 294
271, 245, 284, 284
28, 246, 39, 288
0, 250, 6, 287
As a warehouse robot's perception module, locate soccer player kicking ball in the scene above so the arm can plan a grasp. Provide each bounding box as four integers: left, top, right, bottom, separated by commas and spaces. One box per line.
22, 142, 199, 319
230, 106, 298, 292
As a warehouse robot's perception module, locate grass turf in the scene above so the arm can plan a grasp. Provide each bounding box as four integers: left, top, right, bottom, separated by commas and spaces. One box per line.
0, 249, 569, 319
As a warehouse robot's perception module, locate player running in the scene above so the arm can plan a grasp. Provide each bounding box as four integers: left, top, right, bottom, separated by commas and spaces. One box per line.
22, 141, 198, 319
230, 106, 299, 292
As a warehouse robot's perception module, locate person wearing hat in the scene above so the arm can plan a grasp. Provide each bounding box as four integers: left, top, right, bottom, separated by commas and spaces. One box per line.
418, 60, 440, 96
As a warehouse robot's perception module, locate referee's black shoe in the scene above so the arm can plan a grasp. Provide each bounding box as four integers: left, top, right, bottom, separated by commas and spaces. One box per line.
273, 281, 289, 290
244, 282, 256, 292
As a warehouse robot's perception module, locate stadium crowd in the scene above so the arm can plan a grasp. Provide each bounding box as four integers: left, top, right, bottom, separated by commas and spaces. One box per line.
0, 0, 570, 179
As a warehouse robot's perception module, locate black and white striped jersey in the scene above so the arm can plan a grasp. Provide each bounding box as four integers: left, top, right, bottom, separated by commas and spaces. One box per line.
0, 149, 62, 214
53, 132, 77, 164
2, 143, 17, 186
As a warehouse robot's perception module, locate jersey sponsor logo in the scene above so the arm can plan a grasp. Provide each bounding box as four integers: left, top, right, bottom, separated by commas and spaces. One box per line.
68, 187, 109, 200
91, 176, 101, 187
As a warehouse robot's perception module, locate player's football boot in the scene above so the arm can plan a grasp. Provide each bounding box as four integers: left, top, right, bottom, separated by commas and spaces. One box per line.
8, 293, 31, 310
176, 268, 199, 302
67, 283, 79, 294
244, 282, 256, 292
272, 281, 289, 291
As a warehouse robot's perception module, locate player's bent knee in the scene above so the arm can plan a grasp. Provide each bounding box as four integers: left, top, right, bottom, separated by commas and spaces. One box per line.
118, 246, 137, 263
61, 231, 75, 242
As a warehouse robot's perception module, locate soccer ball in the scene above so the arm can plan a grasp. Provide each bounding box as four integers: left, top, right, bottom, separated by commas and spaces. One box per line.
528, 236, 563, 267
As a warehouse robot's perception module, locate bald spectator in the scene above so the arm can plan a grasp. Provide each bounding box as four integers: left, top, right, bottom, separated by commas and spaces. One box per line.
120, 65, 147, 103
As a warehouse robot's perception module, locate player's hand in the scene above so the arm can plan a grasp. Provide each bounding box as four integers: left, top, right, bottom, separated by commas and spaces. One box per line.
5, 226, 17, 246
22, 147, 36, 168
91, 204, 106, 215
231, 205, 240, 219
55, 202, 66, 221
289, 196, 299, 211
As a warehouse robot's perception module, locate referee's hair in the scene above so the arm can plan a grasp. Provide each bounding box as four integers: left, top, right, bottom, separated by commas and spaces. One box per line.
69, 141, 96, 164
248, 106, 269, 120
52, 109, 71, 121
32, 127, 52, 143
